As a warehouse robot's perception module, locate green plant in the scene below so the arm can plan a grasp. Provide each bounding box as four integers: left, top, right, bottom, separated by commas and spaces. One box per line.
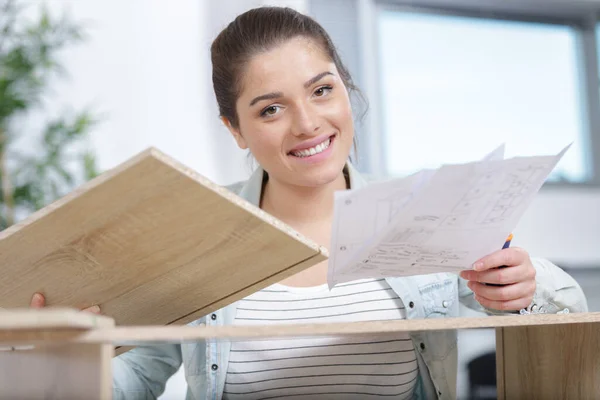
0, 0, 99, 230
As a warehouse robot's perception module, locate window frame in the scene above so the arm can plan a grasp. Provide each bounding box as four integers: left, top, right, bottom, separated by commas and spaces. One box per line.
309, 0, 600, 188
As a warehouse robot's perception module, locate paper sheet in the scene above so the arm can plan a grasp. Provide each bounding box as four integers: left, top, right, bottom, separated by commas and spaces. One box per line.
328, 144, 570, 287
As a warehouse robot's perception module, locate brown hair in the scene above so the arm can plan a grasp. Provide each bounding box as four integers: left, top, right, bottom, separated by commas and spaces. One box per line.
210, 6, 366, 130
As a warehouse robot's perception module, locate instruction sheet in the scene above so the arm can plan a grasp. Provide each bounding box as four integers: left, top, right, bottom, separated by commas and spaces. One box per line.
328, 144, 570, 287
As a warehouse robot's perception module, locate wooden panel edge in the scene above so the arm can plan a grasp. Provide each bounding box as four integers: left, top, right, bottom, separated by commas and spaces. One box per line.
101, 343, 115, 399
169, 250, 328, 326
0, 148, 156, 242
148, 148, 324, 253
112, 249, 327, 355
495, 327, 505, 400
113, 344, 133, 357
0, 308, 114, 331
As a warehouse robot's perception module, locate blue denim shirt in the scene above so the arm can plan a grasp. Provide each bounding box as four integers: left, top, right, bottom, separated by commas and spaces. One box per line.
113, 163, 588, 400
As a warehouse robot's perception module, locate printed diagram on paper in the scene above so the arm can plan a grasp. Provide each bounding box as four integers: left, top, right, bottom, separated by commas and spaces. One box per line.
329, 169, 432, 279
328, 145, 570, 287
444, 164, 548, 228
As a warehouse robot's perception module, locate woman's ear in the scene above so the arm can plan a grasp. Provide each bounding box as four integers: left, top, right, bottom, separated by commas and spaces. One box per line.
221, 117, 248, 150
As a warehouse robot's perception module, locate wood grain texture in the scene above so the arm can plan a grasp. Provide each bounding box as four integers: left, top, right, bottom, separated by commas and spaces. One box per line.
0, 342, 113, 400
499, 322, 600, 400
0, 148, 326, 327
495, 327, 505, 400
0, 309, 114, 349
2, 309, 600, 346
169, 251, 329, 326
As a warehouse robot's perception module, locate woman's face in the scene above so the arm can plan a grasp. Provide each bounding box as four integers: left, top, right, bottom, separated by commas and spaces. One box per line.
226, 37, 354, 188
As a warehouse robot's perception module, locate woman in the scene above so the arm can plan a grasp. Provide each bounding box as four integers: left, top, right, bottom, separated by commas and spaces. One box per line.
32, 6, 587, 400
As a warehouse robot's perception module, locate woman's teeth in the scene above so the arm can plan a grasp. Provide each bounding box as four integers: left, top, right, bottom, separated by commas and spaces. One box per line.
291, 138, 331, 158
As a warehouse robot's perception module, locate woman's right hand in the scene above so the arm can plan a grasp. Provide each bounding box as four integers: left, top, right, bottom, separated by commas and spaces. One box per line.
30, 292, 101, 314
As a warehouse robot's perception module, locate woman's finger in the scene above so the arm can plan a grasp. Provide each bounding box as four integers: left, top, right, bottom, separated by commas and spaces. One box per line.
30, 293, 46, 308
82, 305, 101, 314
469, 280, 535, 302
474, 293, 532, 311
30, 293, 100, 315
472, 247, 528, 271
462, 263, 535, 285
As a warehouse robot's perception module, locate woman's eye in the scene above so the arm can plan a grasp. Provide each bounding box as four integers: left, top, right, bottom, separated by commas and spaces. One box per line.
314, 85, 333, 97
261, 105, 280, 117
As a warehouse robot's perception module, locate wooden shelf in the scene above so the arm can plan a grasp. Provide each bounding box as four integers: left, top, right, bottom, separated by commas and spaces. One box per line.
0, 148, 326, 328
2, 308, 599, 345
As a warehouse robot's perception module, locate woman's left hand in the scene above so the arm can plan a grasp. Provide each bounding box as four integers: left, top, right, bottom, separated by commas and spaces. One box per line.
459, 247, 536, 311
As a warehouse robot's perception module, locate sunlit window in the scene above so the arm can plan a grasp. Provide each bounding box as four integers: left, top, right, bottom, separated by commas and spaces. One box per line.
378, 11, 589, 182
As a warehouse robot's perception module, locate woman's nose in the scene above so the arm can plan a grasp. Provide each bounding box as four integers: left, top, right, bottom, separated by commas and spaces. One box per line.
291, 103, 320, 136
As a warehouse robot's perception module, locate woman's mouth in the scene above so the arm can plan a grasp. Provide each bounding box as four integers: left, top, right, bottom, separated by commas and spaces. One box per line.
289, 135, 335, 158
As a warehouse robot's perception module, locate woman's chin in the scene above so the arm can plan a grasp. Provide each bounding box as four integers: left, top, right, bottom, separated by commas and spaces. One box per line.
294, 160, 348, 188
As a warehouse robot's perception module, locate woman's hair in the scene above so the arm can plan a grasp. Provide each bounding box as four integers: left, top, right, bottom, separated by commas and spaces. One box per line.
210, 6, 366, 129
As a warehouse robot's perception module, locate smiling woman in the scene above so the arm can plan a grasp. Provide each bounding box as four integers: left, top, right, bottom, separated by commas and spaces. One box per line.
226, 38, 353, 190
217, 42, 354, 193
52, 6, 585, 400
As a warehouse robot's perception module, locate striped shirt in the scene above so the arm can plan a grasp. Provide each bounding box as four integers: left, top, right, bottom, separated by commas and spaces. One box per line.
223, 279, 418, 400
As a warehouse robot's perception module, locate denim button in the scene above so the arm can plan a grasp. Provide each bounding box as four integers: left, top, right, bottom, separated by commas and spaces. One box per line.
442, 300, 449, 308
211, 364, 218, 371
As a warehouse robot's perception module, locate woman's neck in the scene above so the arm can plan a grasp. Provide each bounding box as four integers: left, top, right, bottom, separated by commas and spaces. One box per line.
260, 170, 348, 227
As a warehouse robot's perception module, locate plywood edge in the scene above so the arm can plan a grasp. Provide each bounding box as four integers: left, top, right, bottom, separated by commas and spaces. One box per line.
11, 311, 600, 347
114, 345, 135, 356
495, 327, 505, 400
111, 247, 328, 354
0, 146, 325, 258
0, 308, 114, 330
100, 343, 115, 399
168, 248, 329, 327
0, 146, 325, 270
0, 148, 157, 242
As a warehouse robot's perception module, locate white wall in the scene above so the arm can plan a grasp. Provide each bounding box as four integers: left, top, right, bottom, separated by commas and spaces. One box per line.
513, 188, 600, 267
43, 0, 248, 186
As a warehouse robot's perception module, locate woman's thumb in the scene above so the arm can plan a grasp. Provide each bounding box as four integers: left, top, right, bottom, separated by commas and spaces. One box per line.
30, 293, 45, 308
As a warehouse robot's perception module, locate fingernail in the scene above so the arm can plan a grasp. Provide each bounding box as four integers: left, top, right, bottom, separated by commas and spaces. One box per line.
91, 305, 100, 313
33, 293, 42, 301
473, 262, 484, 271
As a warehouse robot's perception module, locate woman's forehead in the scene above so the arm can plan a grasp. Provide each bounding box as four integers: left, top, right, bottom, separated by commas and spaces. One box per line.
240, 38, 335, 95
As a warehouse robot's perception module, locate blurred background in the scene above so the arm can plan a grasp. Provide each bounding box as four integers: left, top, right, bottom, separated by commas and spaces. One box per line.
2, 0, 600, 398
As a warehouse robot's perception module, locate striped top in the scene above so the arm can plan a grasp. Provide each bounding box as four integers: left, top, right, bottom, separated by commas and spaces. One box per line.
223, 279, 418, 400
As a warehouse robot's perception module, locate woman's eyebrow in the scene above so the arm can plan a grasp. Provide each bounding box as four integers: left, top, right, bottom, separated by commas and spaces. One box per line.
248, 71, 334, 107
304, 71, 333, 88
249, 91, 284, 107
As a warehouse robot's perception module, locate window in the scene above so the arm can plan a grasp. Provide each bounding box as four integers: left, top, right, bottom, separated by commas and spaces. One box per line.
377, 10, 590, 182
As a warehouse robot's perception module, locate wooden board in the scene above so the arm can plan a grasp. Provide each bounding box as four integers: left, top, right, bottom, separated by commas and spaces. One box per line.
497, 322, 600, 400
0, 308, 113, 331
2, 309, 600, 346
0, 148, 327, 327
495, 327, 506, 400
